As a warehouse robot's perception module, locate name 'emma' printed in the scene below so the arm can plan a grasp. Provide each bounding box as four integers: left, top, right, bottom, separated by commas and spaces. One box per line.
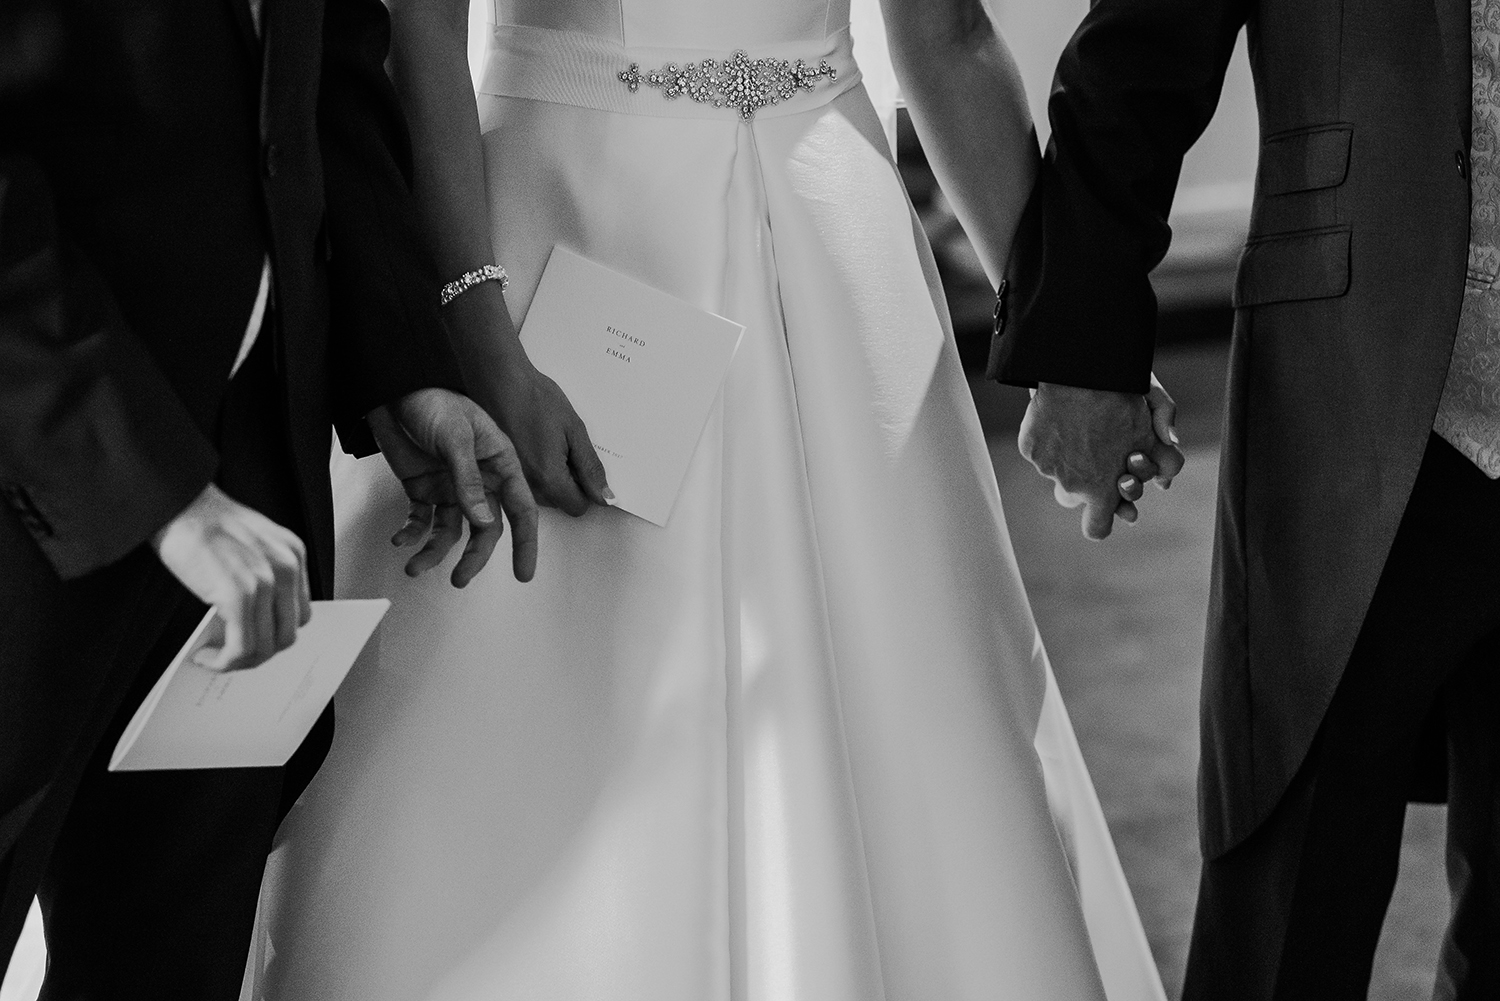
607, 324, 645, 362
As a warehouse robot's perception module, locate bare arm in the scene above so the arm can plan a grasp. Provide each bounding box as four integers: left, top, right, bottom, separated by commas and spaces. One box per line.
881, 1, 1183, 539
385, 0, 493, 300
880, 0, 1037, 285
386, 0, 610, 515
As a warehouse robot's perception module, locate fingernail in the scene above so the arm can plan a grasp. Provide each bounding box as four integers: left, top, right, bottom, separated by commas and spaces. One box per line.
472, 506, 495, 525
603, 486, 616, 501
1168, 427, 1181, 446
1120, 476, 1138, 491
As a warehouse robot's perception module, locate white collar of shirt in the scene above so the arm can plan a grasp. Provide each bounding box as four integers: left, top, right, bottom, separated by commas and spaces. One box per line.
231, 257, 272, 379
231, 0, 269, 381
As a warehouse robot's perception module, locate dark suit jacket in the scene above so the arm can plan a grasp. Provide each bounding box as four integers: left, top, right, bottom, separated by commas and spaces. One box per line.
0, 0, 464, 955
992, 0, 1472, 858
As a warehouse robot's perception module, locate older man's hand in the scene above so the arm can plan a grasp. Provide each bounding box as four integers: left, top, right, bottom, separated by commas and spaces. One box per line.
1018, 376, 1184, 540
370, 388, 539, 586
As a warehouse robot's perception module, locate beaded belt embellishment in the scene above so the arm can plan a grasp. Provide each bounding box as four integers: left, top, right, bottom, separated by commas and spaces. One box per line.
618, 50, 837, 121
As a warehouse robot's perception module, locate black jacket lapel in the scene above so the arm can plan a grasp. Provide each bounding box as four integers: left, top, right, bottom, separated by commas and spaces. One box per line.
1435, 0, 1473, 144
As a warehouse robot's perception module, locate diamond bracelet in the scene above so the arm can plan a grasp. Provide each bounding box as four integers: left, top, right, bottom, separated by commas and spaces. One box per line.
439, 264, 509, 307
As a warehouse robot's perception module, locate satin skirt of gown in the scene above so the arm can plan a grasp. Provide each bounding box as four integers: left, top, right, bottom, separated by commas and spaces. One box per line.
243, 3, 1166, 999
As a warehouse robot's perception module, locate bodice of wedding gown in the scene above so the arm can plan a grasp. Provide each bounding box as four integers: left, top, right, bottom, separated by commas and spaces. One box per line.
495, 0, 852, 49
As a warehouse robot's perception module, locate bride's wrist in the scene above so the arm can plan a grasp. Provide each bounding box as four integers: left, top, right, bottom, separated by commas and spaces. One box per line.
443, 284, 533, 371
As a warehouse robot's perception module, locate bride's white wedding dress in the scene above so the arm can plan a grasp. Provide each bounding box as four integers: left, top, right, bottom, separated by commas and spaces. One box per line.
242, 2, 1166, 999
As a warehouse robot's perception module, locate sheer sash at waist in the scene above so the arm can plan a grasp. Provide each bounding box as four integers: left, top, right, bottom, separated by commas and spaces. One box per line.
476, 23, 861, 120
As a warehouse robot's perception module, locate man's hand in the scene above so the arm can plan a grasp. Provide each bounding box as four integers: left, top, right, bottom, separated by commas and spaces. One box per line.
370, 388, 539, 586
152, 484, 312, 671
1018, 376, 1185, 540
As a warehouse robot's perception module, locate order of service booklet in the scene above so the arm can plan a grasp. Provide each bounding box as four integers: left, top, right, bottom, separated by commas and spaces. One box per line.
519, 246, 746, 527
108, 599, 390, 772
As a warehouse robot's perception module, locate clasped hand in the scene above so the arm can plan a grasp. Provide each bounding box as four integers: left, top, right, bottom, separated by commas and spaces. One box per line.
1019, 374, 1185, 540
370, 387, 539, 588
152, 388, 538, 672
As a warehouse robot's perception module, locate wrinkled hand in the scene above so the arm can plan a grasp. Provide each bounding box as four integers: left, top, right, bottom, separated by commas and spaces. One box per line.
152, 483, 312, 671
370, 388, 539, 586
491, 353, 612, 516
1018, 374, 1184, 540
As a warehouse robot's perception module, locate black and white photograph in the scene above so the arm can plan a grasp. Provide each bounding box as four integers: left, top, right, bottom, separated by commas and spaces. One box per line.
1, 0, 1494, 998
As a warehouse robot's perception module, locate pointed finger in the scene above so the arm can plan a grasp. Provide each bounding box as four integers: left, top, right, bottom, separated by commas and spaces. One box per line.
451, 496, 503, 588
485, 453, 539, 583
434, 423, 495, 528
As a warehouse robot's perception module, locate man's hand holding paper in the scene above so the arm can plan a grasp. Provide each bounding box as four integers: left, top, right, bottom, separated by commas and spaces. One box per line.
151, 483, 313, 672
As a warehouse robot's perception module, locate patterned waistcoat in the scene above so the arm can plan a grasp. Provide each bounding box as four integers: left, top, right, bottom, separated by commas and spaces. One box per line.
1435, 0, 1500, 475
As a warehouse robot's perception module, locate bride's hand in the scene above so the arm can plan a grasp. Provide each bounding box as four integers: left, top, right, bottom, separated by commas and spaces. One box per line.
490, 347, 613, 517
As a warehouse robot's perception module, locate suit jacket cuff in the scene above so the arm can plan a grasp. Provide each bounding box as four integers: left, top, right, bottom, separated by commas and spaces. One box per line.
987, 151, 1158, 396
0, 158, 219, 579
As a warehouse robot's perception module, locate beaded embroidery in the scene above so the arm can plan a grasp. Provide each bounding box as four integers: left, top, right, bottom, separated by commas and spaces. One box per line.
618, 49, 837, 121
439, 264, 509, 307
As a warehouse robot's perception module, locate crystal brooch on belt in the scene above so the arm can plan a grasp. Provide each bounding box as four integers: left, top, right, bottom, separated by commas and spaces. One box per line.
619, 49, 836, 121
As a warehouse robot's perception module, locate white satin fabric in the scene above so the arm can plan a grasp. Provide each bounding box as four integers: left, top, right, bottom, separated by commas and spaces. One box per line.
243, 3, 1165, 999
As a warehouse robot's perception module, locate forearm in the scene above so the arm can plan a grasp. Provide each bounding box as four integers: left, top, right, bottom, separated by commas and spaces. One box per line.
992, 0, 1247, 392
883, 0, 1038, 287
387, 0, 522, 417
319, 0, 468, 451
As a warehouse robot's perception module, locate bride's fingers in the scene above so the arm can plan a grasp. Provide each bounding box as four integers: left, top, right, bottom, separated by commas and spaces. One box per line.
545, 460, 591, 518
1126, 451, 1158, 483
1118, 474, 1144, 503
1146, 376, 1180, 448
1115, 498, 1140, 524
404, 504, 464, 578
1147, 438, 1187, 487
565, 422, 613, 507
392, 502, 435, 547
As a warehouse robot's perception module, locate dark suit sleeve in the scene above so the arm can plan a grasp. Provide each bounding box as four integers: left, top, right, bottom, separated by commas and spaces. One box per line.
989, 0, 1250, 393
0, 157, 218, 579
318, 0, 467, 456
